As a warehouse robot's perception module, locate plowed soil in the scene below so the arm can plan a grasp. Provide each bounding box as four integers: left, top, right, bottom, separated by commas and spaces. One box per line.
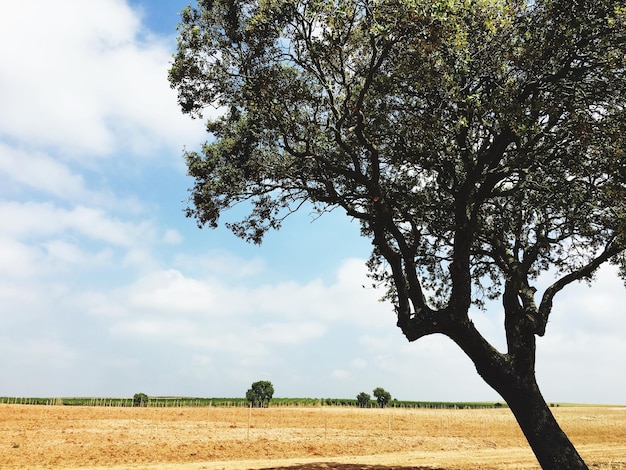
1, 404, 625, 469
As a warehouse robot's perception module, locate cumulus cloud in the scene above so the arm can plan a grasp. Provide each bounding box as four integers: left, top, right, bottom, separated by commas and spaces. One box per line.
107, 258, 388, 336
0, 237, 43, 280
0, 145, 89, 201
127, 269, 218, 314
0, 0, 205, 158
173, 250, 267, 279
162, 229, 183, 245
535, 265, 626, 403
351, 357, 368, 369
43, 257, 390, 392
331, 369, 350, 379
0, 0, 205, 289
117, 258, 393, 326
0, 201, 153, 247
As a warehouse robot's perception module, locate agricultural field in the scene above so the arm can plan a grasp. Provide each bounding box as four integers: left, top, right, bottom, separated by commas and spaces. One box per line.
1, 403, 625, 469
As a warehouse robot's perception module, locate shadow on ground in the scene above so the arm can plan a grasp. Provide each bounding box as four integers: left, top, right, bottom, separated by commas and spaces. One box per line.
258, 464, 445, 470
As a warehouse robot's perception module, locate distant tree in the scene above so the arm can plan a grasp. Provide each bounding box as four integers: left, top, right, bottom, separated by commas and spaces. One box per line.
170, 0, 626, 467
373, 388, 392, 408
246, 380, 274, 407
133, 393, 148, 407
356, 392, 371, 408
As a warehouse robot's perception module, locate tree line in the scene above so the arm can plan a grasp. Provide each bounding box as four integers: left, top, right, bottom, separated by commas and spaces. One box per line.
1, 392, 509, 409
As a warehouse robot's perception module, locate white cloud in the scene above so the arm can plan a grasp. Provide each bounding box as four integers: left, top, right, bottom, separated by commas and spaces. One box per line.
0, 237, 41, 279
113, 318, 197, 339
0, 0, 205, 158
0, 144, 89, 201
20, 338, 79, 366
42, 239, 113, 268
549, 265, 625, 330
128, 269, 217, 314
0, 201, 153, 247
351, 357, 368, 369
256, 321, 327, 345
535, 265, 626, 403
73, 291, 129, 318
241, 259, 393, 326
118, 258, 393, 326
75, 259, 392, 384
3, 244, 625, 401
173, 250, 267, 279
331, 369, 350, 379
0, 199, 162, 287
162, 229, 183, 244
0, 144, 147, 212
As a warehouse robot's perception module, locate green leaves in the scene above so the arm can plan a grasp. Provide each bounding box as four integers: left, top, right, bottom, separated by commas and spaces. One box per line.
170, 0, 626, 315
246, 380, 274, 407
373, 387, 392, 408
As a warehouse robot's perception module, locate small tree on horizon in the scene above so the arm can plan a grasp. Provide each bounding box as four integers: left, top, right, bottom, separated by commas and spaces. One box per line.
133, 393, 148, 407
373, 388, 392, 408
356, 392, 371, 408
245, 380, 274, 408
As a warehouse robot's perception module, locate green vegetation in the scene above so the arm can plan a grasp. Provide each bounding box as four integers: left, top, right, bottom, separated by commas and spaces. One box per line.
356, 392, 371, 408
133, 392, 149, 407
373, 387, 392, 408
246, 380, 275, 408
5, 395, 623, 410
0, 395, 513, 409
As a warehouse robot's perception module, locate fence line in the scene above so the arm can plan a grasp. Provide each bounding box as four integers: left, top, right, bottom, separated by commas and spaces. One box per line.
0, 396, 508, 409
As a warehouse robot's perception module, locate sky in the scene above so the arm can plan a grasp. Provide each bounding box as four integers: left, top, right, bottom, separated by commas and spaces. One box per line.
1, 0, 625, 405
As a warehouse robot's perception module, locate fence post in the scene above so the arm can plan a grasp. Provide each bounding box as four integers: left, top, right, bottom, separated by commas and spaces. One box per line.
247, 403, 252, 440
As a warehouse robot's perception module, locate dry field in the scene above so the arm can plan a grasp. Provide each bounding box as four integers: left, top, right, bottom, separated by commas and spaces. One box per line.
1, 404, 625, 469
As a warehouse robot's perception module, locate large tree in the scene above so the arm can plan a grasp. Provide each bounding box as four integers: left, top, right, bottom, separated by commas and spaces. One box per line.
169, 0, 626, 467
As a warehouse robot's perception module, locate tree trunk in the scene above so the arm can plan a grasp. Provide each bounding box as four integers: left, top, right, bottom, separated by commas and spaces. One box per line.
496, 377, 588, 469
447, 323, 588, 469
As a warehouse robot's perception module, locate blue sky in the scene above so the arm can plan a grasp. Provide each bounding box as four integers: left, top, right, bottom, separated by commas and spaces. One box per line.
1, 0, 625, 404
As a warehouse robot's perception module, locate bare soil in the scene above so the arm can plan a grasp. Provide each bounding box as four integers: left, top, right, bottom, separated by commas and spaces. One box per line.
1, 404, 625, 469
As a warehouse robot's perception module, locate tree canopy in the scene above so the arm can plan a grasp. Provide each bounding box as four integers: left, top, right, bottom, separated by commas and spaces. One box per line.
170, 0, 626, 467
171, 0, 625, 313
246, 380, 275, 407
356, 391, 371, 408
133, 392, 149, 407
373, 387, 391, 408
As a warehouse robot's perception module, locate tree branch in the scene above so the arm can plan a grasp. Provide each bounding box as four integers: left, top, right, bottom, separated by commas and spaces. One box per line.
538, 240, 624, 332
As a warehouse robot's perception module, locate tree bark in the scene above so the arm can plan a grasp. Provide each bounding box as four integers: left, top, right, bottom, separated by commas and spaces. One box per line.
498, 377, 588, 469
446, 322, 589, 469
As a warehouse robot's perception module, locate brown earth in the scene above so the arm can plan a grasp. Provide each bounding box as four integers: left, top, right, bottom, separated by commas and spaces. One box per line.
1, 404, 625, 469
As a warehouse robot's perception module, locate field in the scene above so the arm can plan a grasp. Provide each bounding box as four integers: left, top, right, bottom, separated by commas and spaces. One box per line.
1, 404, 625, 469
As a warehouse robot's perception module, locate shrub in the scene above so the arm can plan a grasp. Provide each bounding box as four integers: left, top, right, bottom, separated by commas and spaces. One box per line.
133, 393, 149, 407
356, 392, 371, 408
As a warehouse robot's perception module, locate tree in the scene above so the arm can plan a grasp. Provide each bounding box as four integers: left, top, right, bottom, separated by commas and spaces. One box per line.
373, 387, 391, 408
169, 0, 626, 467
246, 380, 274, 407
133, 392, 148, 407
356, 392, 371, 408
